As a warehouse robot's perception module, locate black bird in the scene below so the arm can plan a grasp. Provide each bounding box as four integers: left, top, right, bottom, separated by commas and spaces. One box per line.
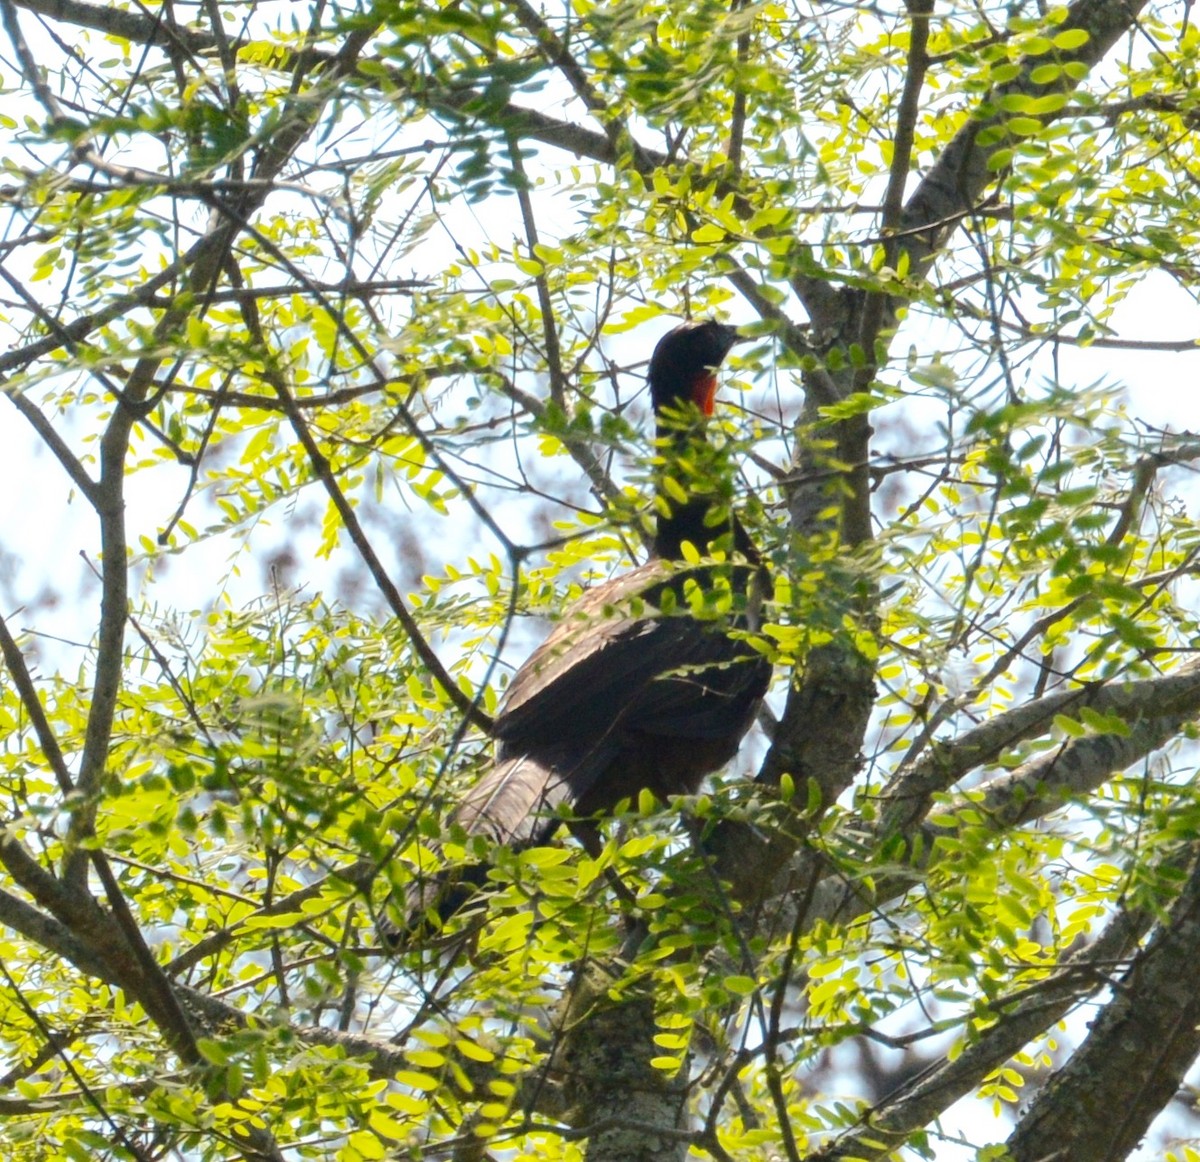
391, 320, 771, 937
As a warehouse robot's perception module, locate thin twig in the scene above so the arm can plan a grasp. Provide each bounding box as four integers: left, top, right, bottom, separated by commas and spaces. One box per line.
0, 610, 74, 795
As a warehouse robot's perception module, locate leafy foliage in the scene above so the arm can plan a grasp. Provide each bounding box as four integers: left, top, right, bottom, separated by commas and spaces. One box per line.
0, 0, 1198, 1160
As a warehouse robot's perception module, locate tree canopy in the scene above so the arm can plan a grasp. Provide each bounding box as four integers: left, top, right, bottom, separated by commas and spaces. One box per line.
1, 0, 1200, 1159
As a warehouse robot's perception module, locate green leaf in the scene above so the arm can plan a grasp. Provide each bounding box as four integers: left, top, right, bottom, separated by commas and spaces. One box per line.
1053, 28, 1090, 50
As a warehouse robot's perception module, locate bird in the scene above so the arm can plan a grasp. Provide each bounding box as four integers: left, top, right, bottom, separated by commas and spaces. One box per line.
387, 320, 772, 940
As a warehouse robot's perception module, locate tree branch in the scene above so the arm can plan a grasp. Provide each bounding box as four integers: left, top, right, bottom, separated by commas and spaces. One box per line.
62, 7, 382, 885
1006, 848, 1200, 1162
878, 655, 1200, 838
229, 269, 494, 733
809, 859, 1165, 1161
899, 0, 1152, 279
0, 611, 74, 796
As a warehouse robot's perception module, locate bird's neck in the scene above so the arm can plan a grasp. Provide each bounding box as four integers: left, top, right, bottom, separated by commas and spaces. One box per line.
651, 420, 759, 564
652, 496, 717, 559
653, 501, 759, 562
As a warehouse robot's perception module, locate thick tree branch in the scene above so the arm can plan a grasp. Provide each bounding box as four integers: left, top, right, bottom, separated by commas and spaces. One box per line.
899, 0, 1152, 278
878, 655, 1200, 838
882, 448, 1177, 827
0, 887, 114, 982
809, 860, 1164, 1161
88, 852, 201, 1066
0, 834, 206, 1074
804, 677, 1200, 938
555, 963, 690, 1162
1006, 848, 1200, 1162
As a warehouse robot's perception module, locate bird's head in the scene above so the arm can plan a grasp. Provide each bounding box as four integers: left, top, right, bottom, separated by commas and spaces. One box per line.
648, 320, 744, 418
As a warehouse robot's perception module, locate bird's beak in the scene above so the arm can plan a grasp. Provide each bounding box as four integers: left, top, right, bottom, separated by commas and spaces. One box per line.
712, 323, 747, 356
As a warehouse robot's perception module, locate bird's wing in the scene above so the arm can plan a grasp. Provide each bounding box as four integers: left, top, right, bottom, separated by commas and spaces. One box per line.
614, 621, 770, 740
494, 558, 770, 749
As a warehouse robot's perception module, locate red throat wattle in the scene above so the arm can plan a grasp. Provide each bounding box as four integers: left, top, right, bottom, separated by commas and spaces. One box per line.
693, 374, 718, 416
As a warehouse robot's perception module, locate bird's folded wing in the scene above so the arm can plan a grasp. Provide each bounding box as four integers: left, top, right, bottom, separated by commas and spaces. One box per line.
495, 560, 769, 749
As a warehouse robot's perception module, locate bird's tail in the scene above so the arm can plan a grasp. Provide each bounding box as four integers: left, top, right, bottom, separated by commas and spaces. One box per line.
378, 753, 571, 947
